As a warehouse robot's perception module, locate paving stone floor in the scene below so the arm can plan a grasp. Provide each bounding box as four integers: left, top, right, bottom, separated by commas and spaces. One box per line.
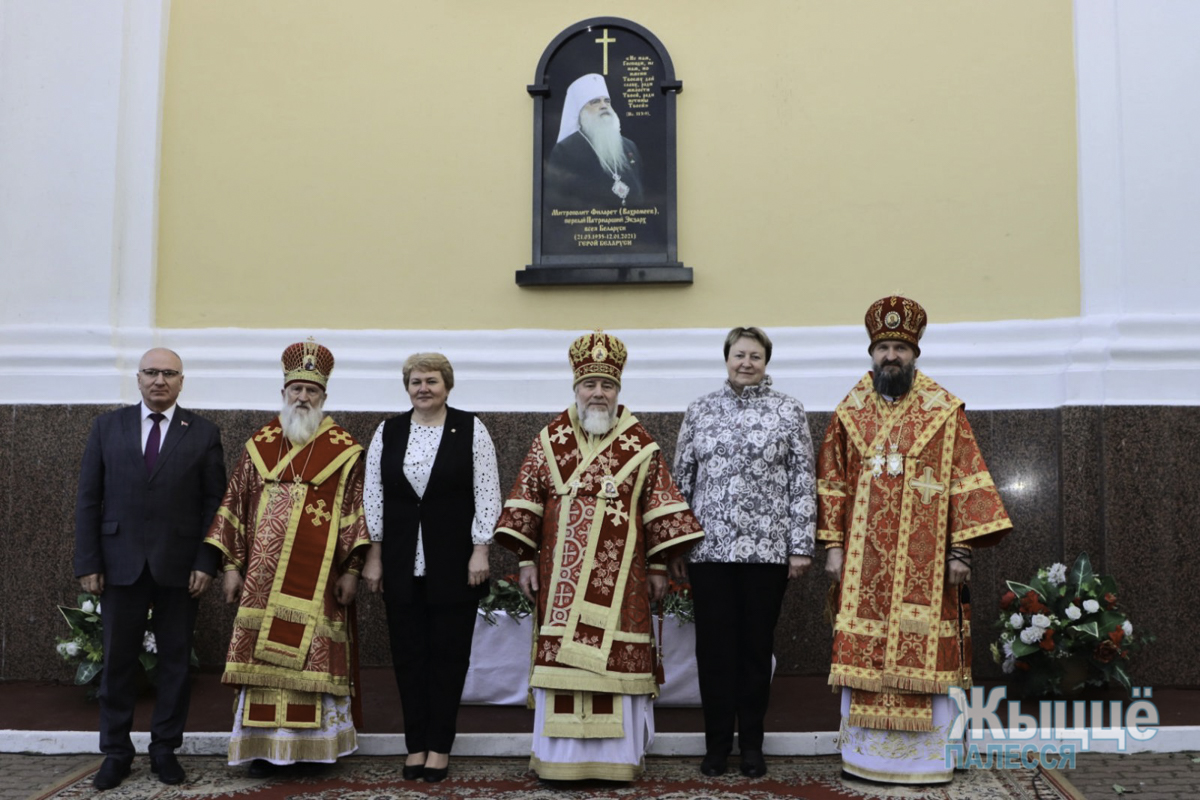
6, 751, 1200, 800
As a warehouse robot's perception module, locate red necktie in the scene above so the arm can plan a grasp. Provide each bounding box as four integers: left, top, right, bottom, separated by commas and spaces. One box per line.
145, 412, 165, 475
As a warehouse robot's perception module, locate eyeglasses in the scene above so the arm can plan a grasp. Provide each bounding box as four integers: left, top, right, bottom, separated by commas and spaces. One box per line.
140, 369, 182, 379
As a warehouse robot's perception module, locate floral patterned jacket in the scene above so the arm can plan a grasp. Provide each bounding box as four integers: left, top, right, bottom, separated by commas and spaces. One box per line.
674, 377, 817, 563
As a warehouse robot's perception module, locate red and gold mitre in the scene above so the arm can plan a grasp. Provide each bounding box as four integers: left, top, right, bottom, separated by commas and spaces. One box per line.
569, 330, 627, 387
282, 338, 335, 388
865, 296, 927, 357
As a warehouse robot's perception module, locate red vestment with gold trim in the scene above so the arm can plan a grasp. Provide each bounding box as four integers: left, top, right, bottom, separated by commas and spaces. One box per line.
817, 372, 1011, 732
206, 415, 369, 729
495, 406, 704, 706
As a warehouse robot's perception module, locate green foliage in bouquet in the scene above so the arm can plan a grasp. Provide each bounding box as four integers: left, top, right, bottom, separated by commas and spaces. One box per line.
991, 553, 1153, 697
651, 577, 695, 625
478, 575, 534, 625
56, 592, 199, 698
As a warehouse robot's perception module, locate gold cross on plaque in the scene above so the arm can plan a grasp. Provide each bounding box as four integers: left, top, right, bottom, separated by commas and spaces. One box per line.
305, 499, 331, 527
595, 28, 616, 75
255, 426, 282, 443
909, 467, 945, 505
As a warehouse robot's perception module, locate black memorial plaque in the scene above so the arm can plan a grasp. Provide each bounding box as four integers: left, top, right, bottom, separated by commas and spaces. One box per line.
517, 17, 691, 286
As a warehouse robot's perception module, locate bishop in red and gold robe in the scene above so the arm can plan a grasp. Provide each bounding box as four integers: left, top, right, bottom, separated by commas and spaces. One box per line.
205, 341, 370, 772
819, 297, 1011, 784
495, 331, 704, 781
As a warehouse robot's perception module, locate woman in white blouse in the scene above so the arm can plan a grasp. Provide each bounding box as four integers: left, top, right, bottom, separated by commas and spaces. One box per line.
361, 353, 502, 783
672, 327, 817, 779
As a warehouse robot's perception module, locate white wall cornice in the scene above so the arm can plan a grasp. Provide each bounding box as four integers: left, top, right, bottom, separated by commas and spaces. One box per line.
1, 317, 1196, 412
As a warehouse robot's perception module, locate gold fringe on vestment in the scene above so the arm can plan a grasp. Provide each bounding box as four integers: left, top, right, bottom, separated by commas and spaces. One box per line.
228, 727, 356, 765
828, 669, 969, 696
270, 605, 312, 625
221, 667, 351, 697
847, 712, 935, 733
530, 756, 644, 781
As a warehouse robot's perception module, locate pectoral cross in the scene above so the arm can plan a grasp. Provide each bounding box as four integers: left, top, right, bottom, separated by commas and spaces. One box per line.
569, 479, 582, 498
871, 446, 886, 478
595, 28, 616, 75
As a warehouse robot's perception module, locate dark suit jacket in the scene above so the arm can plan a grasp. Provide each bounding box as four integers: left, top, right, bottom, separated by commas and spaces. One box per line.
74, 404, 225, 588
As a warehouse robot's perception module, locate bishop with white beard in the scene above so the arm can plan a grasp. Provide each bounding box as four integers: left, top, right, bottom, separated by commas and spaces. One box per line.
494, 331, 704, 781
545, 73, 645, 210
204, 339, 371, 778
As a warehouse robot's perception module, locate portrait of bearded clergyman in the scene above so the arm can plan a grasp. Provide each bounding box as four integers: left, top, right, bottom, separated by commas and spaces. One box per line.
545, 73, 645, 210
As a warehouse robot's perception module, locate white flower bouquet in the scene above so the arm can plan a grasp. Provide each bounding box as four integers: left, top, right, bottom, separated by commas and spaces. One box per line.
56, 592, 197, 698
991, 553, 1151, 697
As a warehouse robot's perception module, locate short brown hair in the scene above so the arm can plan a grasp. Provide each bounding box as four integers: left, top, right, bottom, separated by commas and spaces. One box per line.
723, 327, 773, 364
402, 352, 455, 391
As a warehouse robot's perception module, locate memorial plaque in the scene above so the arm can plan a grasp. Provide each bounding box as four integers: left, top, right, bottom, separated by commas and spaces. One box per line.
517, 17, 691, 286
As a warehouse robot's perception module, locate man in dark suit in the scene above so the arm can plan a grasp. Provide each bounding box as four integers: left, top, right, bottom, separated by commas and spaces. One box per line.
74, 348, 225, 790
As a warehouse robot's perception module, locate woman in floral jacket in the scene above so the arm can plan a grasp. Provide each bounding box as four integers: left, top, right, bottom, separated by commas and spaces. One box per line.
671, 326, 818, 779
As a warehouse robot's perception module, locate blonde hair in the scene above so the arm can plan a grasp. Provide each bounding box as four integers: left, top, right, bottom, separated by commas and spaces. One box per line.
723, 327, 773, 364
402, 352, 454, 391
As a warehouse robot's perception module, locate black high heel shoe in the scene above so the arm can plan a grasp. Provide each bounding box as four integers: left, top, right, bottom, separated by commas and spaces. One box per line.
402, 763, 425, 780
423, 765, 448, 782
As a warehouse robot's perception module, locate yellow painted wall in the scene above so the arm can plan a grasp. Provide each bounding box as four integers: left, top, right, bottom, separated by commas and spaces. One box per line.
158, 0, 1078, 330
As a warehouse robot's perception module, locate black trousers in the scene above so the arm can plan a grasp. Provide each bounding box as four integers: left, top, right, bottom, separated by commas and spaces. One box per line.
98, 565, 198, 759
688, 562, 789, 755
383, 577, 478, 754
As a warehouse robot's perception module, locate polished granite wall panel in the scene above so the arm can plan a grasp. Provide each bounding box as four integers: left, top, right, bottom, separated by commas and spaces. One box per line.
1101, 407, 1200, 687
969, 409, 1060, 680
1059, 407, 1106, 571
4, 404, 1195, 688
2, 404, 115, 684
0, 406, 12, 679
